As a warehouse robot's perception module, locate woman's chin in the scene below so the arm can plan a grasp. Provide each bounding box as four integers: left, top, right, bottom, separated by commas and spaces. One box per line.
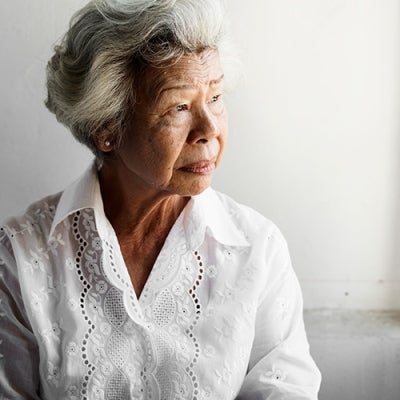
173, 177, 213, 197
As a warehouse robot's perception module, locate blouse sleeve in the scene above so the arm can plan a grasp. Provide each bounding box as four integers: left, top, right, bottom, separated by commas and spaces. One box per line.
0, 233, 41, 399
236, 232, 321, 400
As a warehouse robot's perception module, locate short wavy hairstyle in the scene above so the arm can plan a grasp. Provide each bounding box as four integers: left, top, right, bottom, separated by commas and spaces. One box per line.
45, 0, 235, 158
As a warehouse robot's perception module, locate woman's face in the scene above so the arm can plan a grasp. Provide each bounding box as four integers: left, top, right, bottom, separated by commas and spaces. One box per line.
112, 50, 227, 197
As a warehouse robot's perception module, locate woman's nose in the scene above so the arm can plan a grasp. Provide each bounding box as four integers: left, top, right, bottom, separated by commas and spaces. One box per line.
188, 107, 219, 144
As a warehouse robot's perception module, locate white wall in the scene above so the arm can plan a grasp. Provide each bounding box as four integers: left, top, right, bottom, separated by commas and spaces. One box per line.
0, 1, 399, 309
0, 0, 91, 213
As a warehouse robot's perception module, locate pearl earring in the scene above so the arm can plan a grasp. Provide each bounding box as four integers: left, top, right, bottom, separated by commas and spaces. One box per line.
104, 140, 111, 147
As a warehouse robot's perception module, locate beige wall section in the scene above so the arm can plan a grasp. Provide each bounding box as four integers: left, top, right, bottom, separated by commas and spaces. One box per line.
0, 1, 399, 309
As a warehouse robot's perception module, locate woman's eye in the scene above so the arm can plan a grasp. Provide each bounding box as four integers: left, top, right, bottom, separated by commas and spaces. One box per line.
210, 94, 222, 103
176, 104, 188, 112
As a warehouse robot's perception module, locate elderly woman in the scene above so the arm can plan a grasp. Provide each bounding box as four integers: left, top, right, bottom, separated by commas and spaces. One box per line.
0, 0, 320, 399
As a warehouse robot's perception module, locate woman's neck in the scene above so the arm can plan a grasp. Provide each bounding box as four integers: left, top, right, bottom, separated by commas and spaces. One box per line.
98, 161, 189, 244
98, 161, 189, 297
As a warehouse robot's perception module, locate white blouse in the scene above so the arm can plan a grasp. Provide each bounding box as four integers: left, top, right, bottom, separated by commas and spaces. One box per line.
0, 163, 320, 400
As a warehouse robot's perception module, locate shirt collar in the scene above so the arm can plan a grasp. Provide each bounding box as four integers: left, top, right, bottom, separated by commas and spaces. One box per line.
50, 161, 249, 249
49, 161, 108, 238
183, 188, 250, 250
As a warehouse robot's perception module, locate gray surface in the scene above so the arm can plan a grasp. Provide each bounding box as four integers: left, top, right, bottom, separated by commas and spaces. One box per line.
304, 310, 400, 400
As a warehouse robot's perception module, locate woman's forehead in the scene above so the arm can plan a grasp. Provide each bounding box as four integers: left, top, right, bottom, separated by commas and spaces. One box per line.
142, 50, 224, 98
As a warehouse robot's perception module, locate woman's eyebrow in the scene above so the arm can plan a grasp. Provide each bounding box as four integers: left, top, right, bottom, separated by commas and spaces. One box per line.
210, 74, 225, 86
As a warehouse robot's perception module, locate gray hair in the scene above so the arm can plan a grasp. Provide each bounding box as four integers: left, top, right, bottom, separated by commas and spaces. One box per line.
45, 0, 235, 158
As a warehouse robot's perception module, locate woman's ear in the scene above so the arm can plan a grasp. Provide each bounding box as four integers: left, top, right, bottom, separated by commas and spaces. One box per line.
93, 129, 114, 153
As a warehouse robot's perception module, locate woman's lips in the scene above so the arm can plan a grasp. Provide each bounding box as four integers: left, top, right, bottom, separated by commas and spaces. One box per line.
179, 159, 216, 175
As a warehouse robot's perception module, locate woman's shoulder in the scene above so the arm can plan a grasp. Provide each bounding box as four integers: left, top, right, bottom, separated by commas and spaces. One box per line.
1, 191, 63, 242
207, 188, 286, 245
